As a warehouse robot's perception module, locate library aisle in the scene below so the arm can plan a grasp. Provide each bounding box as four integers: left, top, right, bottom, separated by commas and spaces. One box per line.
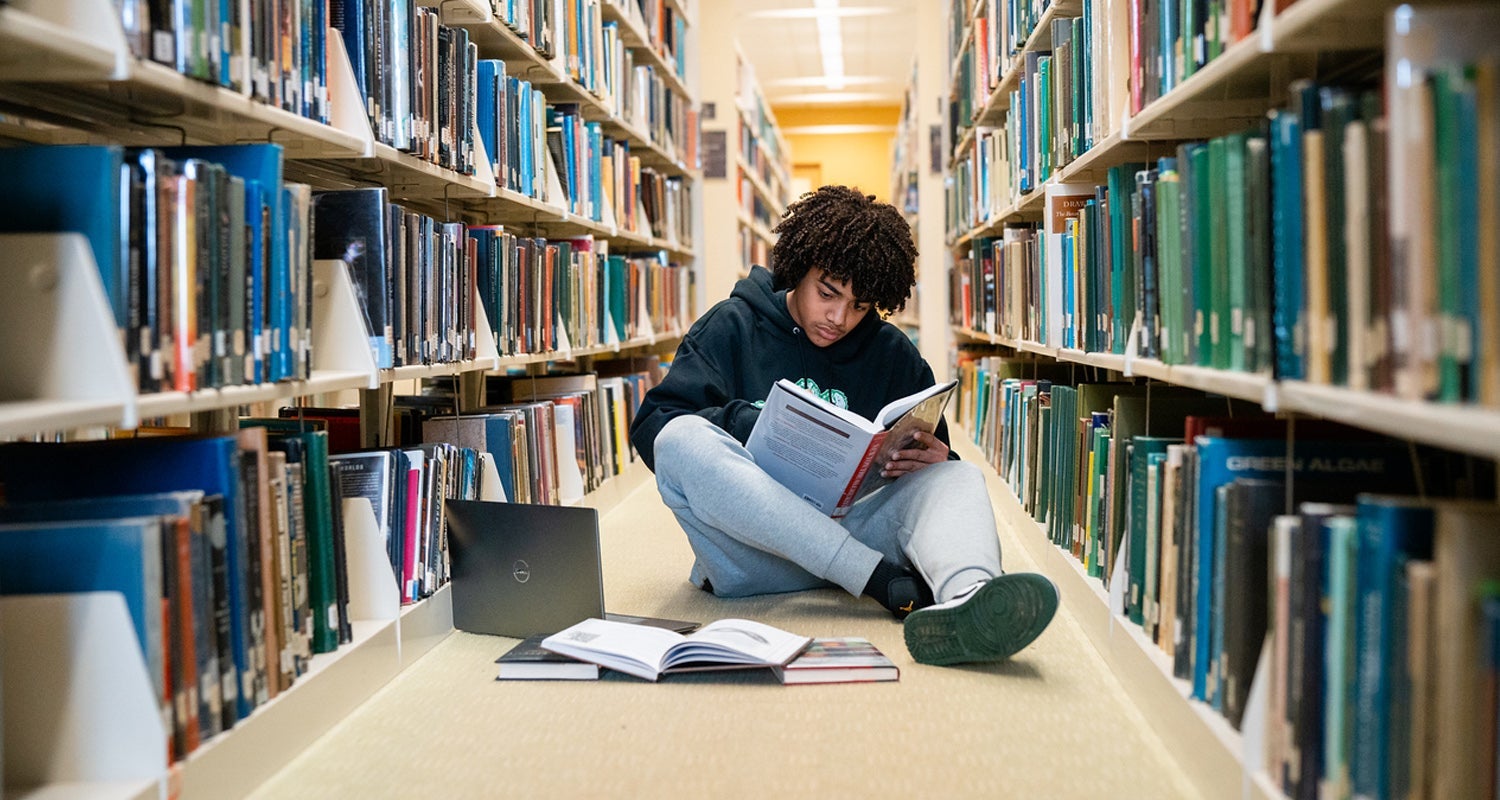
250, 437, 1196, 799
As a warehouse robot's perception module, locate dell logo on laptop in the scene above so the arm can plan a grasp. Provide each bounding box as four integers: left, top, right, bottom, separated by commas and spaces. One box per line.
512, 560, 531, 583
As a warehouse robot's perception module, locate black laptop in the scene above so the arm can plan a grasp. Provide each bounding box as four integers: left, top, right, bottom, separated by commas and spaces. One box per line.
444, 499, 698, 638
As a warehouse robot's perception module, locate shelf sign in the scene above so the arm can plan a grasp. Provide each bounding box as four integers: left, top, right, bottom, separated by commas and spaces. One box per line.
703, 130, 728, 179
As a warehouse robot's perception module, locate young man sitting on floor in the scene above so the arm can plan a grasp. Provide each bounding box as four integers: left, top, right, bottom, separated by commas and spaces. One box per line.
628, 185, 1058, 665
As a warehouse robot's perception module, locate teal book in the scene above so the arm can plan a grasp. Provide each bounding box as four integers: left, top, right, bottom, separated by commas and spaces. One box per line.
1351, 496, 1436, 800
1324, 515, 1359, 799
1270, 107, 1306, 380
1129, 436, 1181, 626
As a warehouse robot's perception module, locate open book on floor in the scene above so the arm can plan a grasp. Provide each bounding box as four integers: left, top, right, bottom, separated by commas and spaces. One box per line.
540, 618, 811, 682
772, 637, 900, 684
746, 379, 958, 518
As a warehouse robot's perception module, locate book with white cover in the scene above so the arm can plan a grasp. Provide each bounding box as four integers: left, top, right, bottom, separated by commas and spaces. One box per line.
541, 618, 811, 682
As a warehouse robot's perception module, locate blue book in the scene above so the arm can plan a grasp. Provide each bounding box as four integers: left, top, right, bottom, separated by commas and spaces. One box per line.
477, 61, 500, 179
1351, 496, 1436, 800
0, 145, 128, 330
0, 517, 164, 714
0, 490, 208, 725
588, 121, 604, 223
1270, 104, 1305, 379
0, 435, 254, 721
1190, 436, 1417, 701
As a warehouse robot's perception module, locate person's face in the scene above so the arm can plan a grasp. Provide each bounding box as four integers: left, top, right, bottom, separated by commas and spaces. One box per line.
786, 267, 872, 348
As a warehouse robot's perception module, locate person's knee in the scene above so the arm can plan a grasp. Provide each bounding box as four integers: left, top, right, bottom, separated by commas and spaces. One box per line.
654, 414, 711, 468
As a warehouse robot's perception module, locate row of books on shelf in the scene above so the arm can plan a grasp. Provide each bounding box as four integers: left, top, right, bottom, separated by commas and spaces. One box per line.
738, 226, 771, 277
491, 0, 687, 93
491, 0, 698, 165
951, 28, 1500, 407
616, 0, 689, 83
954, 350, 1500, 800
0, 143, 318, 392
739, 120, 787, 205
334, 0, 480, 173
947, 0, 1277, 141
0, 358, 663, 773
0, 140, 693, 394
107, 0, 331, 121
948, 0, 1128, 176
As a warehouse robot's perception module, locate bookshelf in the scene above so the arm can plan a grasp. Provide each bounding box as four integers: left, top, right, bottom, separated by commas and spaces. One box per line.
0, 0, 698, 795
945, 0, 1499, 799
697, 1, 791, 307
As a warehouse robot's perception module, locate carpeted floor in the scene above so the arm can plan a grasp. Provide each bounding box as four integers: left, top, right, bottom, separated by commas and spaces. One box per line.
250, 439, 1196, 799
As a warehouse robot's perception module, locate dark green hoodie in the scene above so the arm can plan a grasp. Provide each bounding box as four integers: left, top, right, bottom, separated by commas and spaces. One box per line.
629, 266, 952, 471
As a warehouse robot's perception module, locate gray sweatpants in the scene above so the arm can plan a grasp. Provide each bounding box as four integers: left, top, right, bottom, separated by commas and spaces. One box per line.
651, 414, 1002, 603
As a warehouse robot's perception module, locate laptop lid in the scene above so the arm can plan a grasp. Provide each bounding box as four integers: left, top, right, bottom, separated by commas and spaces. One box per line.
445, 500, 605, 638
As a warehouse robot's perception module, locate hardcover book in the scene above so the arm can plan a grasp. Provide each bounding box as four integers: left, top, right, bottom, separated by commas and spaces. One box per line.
496, 634, 600, 681
772, 637, 899, 685
746, 378, 958, 518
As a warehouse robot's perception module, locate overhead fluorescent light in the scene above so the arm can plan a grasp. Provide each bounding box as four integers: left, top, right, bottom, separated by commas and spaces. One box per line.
771, 75, 887, 88
814, 0, 845, 91
772, 91, 894, 105
744, 7, 897, 18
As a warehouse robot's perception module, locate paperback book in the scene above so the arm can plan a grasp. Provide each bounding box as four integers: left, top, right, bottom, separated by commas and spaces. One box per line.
772, 637, 900, 685
746, 379, 958, 518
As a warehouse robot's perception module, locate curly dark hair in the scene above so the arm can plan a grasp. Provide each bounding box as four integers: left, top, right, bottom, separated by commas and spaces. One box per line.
769, 185, 917, 315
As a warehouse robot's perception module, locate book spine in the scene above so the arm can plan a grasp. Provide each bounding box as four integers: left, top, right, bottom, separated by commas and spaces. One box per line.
834, 431, 887, 519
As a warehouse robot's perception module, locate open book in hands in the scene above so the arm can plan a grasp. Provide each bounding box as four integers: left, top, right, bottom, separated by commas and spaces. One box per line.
745, 379, 959, 518
540, 617, 812, 682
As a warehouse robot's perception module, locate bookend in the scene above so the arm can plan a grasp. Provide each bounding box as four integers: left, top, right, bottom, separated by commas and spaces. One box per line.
0, 233, 135, 435
0, 0, 128, 81
320, 28, 378, 160
342, 498, 401, 623
1, 593, 166, 789
311, 258, 380, 389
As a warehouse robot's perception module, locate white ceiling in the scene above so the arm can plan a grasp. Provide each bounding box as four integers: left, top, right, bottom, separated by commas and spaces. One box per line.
732, 0, 923, 108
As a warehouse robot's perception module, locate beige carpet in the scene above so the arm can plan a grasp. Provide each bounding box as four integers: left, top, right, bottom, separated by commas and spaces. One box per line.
251, 441, 1196, 799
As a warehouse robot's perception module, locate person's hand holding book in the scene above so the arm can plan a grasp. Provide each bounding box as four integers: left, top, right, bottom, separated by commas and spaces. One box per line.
879, 430, 949, 479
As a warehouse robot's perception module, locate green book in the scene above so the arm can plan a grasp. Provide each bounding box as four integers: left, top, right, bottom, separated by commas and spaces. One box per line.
1224, 131, 1249, 372
1189, 143, 1214, 366
1324, 515, 1359, 798
1208, 137, 1230, 370
1156, 164, 1184, 364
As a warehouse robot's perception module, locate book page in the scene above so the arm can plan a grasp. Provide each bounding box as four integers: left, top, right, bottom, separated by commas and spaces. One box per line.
662, 619, 811, 670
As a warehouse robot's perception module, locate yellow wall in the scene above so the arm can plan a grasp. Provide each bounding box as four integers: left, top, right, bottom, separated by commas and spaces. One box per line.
772, 105, 901, 203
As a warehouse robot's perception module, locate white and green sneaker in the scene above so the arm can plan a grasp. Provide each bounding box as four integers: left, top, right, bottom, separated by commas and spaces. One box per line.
902, 573, 1059, 665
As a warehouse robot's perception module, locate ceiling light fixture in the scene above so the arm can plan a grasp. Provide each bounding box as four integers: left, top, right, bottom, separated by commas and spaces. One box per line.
813, 0, 845, 91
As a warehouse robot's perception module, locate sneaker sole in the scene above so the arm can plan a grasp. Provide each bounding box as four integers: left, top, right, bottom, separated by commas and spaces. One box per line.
903, 573, 1060, 665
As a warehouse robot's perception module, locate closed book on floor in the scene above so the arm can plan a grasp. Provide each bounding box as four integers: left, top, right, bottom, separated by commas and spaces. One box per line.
496, 634, 600, 681
772, 637, 899, 685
